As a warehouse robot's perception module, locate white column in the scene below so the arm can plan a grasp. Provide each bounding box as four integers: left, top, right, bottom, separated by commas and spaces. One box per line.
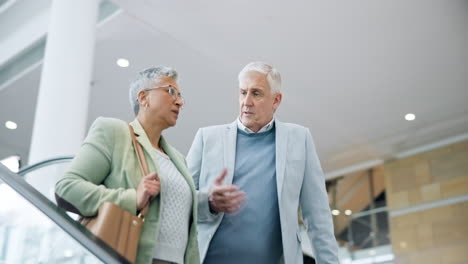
28, 0, 98, 197
29, 0, 99, 165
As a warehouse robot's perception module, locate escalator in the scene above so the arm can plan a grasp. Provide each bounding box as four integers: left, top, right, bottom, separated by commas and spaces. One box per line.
0, 157, 130, 264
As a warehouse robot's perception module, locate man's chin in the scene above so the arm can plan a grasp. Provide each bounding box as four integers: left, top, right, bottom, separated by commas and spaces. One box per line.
240, 118, 252, 126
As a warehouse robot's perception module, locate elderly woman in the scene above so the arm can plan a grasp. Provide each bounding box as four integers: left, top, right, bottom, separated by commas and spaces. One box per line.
55, 67, 199, 264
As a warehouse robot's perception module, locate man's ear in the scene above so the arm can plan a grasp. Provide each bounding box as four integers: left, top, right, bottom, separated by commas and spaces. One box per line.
273, 92, 282, 111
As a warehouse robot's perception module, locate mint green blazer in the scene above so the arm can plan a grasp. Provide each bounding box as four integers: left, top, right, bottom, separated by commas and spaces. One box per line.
55, 117, 200, 264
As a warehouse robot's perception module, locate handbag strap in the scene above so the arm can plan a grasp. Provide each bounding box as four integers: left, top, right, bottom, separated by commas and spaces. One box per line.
129, 125, 151, 218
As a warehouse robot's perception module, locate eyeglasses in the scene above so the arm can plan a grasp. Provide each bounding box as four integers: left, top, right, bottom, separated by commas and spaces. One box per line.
144, 85, 185, 106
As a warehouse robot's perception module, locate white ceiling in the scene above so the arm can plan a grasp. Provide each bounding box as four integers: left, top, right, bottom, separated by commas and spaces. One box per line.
1, 0, 468, 177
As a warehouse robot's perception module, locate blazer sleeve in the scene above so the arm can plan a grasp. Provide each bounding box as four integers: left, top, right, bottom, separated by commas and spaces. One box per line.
300, 128, 340, 263
187, 128, 219, 222
55, 118, 137, 216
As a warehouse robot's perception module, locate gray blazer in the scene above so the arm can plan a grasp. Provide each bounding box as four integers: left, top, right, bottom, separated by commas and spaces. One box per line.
187, 119, 339, 264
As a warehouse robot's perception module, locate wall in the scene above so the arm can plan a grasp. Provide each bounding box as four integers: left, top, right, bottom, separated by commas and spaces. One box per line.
384, 140, 468, 263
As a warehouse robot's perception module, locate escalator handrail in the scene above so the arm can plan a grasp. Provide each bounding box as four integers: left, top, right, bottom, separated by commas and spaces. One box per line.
18, 156, 74, 176
0, 163, 130, 264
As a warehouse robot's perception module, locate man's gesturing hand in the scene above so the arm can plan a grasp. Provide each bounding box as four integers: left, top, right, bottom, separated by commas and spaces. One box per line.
208, 169, 246, 213
136, 172, 160, 211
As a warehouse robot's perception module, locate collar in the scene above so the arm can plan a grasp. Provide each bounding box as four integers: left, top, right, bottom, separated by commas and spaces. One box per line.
237, 117, 275, 134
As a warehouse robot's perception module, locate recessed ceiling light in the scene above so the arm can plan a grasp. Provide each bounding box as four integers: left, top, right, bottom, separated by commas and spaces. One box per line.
331, 209, 340, 216
405, 113, 416, 121
344, 209, 352, 215
5, 121, 17, 130
116, 58, 129, 68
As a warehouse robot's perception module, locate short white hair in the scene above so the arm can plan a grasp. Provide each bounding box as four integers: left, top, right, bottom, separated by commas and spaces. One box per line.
129, 66, 178, 116
238, 61, 281, 94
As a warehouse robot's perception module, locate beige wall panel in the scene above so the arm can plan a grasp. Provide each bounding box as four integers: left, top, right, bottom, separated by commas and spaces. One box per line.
416, 223, 433, 250
452, 201, 468, 217
408, 248, 442, 264
391, 227, 418, 254
388, 190, 409, 210
414, 160, 432, 186
385, 141, 468, 263
408, 188, 422, 205
389, 165, 417, 193
452, 140, 468, 151
440, 176, 468, 198
392, 212, 421, 228
432, 218, 468, 246
431, 148, 468, 182
420, 205, 454, 223
420, 182, 441, 203
421, 145, 452, 160
441, 241, 468, 264
394, 255, 411, 264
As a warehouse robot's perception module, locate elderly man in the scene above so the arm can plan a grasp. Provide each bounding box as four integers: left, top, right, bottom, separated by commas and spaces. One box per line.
187, 62, 339, 264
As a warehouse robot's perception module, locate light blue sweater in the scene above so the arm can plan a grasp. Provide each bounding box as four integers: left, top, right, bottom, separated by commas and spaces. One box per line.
204, 128, 283, 264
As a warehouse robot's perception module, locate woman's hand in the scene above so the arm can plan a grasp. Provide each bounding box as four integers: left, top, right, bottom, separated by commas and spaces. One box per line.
136, 172, 160, 211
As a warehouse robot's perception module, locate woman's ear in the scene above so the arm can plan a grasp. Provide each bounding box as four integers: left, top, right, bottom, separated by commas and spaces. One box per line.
137, 90, 148, 107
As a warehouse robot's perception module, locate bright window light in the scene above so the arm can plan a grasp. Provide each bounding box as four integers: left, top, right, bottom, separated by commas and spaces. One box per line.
116, 58, 130, 68
374, 254, 394, 262
64, 249, 74, 258
0, 155, 20, 173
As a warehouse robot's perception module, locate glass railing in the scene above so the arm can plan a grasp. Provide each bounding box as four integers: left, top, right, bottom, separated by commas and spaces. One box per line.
337, 207, 394, 264
18, 156, 74, 176
18, 156, 73, 203
0, 161, 129, 264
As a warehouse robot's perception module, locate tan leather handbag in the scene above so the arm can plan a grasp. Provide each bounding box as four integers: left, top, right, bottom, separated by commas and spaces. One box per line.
81, 125, 151, 263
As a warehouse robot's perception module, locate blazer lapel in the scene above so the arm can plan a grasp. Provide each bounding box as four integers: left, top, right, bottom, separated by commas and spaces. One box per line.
275, 120, 287, 199
223, 120, 238, 184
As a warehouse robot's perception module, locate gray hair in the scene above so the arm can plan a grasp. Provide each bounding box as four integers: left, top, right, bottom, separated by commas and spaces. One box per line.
238, 61, 282, 94
129, 66, 178, 116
